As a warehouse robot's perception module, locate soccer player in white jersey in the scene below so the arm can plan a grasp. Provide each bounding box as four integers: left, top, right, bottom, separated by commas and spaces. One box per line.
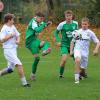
70, 17, 100, 84
0, 13, 30, 87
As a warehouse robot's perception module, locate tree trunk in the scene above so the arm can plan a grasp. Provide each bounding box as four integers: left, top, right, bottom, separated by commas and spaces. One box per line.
46, 0, 54, 13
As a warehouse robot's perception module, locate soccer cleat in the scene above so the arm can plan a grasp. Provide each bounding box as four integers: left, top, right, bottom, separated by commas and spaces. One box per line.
83, 73, 88, 78
42, 48, 51, 56
79, 76, 83, 80
59, 75, 64, 79
23, 83, 31, 87
30, 74, 36, 81
75, 80, 79, 84
80, 69, 88, 78
79, 74, 84, 80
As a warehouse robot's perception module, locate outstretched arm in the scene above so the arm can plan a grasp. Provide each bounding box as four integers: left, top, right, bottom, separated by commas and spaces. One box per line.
34, 21, 52, 33
34, 22, 47, 33
93, 42, 100, 56
90, 31, 100, 56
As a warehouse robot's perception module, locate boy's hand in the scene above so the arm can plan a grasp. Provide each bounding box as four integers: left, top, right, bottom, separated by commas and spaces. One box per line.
56, 42, 61, 47
93, 49, 99, 56
47, 21, 52, 26
10, 32, 16, 38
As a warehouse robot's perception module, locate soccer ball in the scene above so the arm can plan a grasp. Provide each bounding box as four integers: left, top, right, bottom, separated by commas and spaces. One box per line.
72, 30, 82, 40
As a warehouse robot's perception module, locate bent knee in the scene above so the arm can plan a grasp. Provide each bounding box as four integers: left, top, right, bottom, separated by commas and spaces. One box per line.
40, 41, 45, 47
75, 57, 81, 63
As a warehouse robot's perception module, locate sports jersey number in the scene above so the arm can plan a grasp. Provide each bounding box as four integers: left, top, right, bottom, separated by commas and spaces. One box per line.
66, 31, 72, 38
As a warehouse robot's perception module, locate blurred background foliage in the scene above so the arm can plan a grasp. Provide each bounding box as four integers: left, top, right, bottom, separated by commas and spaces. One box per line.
0, 0, 100, 26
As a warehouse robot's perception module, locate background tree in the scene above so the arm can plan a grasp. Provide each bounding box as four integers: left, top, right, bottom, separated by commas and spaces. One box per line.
0, 0, 100, 26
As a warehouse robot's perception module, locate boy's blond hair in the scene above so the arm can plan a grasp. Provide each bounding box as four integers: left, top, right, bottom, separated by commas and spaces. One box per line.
82, 17, 89, 23
64, 10, 73, 15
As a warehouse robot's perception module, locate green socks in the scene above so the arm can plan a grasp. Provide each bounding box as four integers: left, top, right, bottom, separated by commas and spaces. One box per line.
32, 57, 40, 74
60, 66, 65, 76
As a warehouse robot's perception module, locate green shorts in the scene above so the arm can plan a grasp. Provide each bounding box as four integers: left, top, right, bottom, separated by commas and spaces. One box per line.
60, 46, 70, 55
60, 46, 74, 59
28, 39, 41, 55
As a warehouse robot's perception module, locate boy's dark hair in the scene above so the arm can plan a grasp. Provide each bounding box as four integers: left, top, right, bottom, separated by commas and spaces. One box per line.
4, 13, 15, 23
35, 12, 45, 17
64, 10, 73, 15
82, 17, 89, 23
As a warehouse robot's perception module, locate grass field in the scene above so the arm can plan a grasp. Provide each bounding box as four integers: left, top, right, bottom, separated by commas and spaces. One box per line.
0, 46, 100, 100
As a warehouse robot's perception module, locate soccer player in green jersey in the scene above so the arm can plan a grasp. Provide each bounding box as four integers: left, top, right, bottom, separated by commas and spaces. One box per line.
25, 12, 51, 80
54, 10, 78, 78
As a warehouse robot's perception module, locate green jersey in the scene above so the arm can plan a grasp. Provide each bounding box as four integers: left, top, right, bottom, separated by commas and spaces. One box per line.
54, 20, 78, 47
25, 18, 46, 47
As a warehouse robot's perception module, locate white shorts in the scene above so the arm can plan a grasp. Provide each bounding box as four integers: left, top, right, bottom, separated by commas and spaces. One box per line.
74, 49, 81, 59
74, 49, 88, 69
4, 48, 22, 69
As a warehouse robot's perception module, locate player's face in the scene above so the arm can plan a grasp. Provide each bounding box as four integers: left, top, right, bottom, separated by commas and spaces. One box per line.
36, 16, 44, 23
9, 18, 14, 25
65, 14, 73, 22
81, 21, 89, 30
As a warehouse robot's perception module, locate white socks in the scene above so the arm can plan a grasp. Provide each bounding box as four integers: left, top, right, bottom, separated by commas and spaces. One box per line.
75, 73, 80, 83
21, 76, 28, 85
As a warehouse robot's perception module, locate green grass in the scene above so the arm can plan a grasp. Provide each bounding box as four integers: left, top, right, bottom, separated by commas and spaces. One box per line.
0, 46, 100, 100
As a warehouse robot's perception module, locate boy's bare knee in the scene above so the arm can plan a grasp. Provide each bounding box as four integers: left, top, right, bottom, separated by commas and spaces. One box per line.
75, 57, 81, 63
40, 41, 45, 47
33, 54, 39, 58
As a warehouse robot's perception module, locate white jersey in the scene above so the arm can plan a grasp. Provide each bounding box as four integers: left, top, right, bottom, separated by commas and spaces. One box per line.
0, 24, 20, 49
73, 28, 99, 56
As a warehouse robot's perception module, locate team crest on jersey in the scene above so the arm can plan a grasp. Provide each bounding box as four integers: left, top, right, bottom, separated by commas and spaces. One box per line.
66, 31, 72, 37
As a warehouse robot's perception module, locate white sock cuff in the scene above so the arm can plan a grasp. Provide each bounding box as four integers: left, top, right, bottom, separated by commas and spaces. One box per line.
21, 76, 27, 85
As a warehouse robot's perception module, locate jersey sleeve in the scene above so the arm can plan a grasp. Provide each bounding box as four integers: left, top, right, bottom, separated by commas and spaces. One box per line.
0, 28, 7, 40
32, 20, 38, 29
90, 30, 99, 43
57, 22, 64, 31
